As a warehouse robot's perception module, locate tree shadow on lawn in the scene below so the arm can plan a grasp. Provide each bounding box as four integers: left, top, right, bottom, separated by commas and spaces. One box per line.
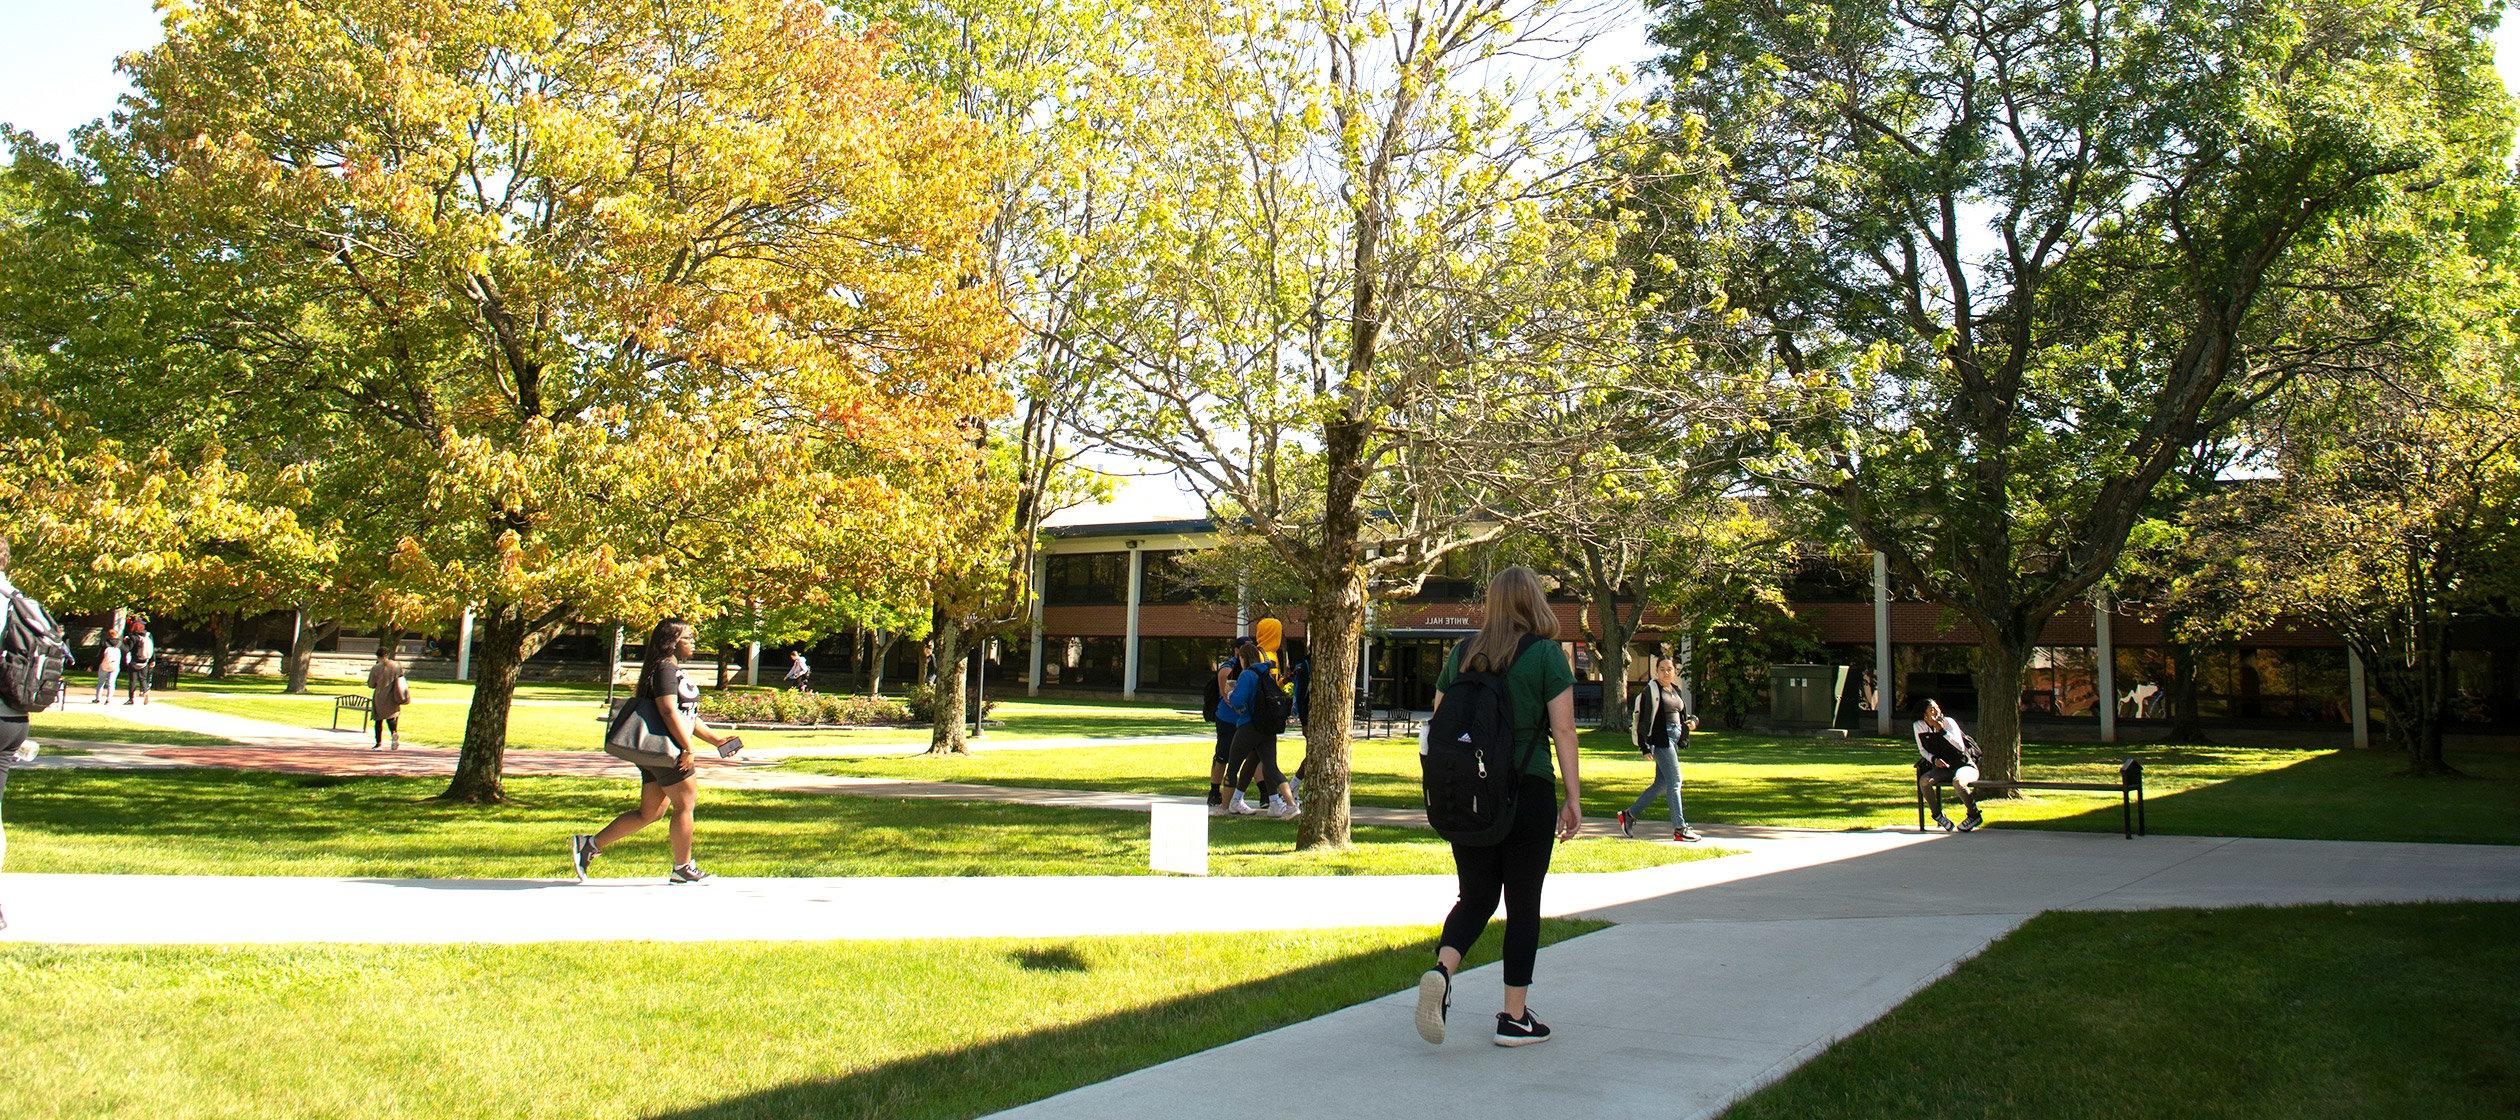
639, 920, 1604, 1120
2040, 745, 2520, 845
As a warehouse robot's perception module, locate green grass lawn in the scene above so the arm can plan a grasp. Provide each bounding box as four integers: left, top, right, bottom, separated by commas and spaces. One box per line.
24, 709, 231, 748
3, 769, 1727, 878
1723, 902, 2520, 1120
0, 920, 1601, 1120
158, 690, 1209, 752
790, 729, 2520, 845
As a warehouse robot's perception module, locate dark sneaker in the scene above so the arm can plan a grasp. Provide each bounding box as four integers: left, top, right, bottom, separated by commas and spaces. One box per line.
1958, 813, 1983, 833
570, 835, 599, 882
1615, 810, 1634, 838
1674, 826, 1702, 842
1494, 1010, 1551, 1047
669, 862, 713, 884
1932, 814, 1956, 833
1414, 967, 1452, 1045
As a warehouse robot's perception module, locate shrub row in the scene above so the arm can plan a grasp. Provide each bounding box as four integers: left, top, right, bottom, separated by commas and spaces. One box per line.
695, 689, 915, 727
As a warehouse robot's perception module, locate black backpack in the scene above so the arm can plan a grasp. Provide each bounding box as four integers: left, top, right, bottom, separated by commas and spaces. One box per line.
1249, 668, 1290, 735
1201, 663, 1226, 722
1420, 634, 1543, 846
0, 583, 70, 713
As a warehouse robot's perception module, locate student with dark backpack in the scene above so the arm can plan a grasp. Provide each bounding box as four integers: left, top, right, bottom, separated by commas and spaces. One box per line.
1413, 566, 1582, 1049
0, 537, 69, 932
1220, 638, 1298, 818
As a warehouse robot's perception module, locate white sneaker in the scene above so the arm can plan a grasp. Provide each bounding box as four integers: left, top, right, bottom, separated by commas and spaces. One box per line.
1208, 800, 1227, 817
1229, 796, 1258, 815
1270, 798, 1298, 820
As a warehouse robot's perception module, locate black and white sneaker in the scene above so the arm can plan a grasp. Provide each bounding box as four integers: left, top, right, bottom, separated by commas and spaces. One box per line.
1958, 812, 1983, 833
570, 835, 599, 882
669, 862, 713, 884
1414, 967, 1452, 1045
1494, 1010, 1552, 1047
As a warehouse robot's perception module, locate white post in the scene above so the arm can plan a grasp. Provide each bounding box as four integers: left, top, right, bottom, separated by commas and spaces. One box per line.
2349, 646, 2371, 749
1235, 576, 1251, 635
1027, 553, 1046, 697
1123, 545, 1143, 699
610, 625, 625, 685
1677, 630, 1696, 711
456, 607, 476, 682
2094, 591, 2116, 743
746, 640, 760, 686
1872, 551, 1894, 734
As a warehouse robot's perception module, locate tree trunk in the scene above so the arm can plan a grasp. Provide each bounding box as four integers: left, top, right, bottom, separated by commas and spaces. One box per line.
441, 605, 557, 804
1971, 635, 2029, 788
285, 617, 338, 694
1588, 584, 1638, 734
1294, 417, 1371, 850
869, 631, 895, 697
2163, 641, 2207, 743
927, 618, 968, 755
205, 611, 236, 679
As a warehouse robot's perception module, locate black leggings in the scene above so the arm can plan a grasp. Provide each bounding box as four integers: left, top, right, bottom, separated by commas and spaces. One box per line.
1227, 723, 1284, 791
1440, 774, 1556, 988
374, 716, 399, 746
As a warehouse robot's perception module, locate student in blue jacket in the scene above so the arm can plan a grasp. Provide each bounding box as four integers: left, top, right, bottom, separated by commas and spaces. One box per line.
1219, 638, 1297, 818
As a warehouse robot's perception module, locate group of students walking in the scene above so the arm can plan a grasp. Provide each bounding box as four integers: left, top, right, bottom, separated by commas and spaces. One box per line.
84, 618, 155, 705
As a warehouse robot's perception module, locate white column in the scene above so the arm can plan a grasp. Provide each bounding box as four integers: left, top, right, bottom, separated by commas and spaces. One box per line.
1872, 551, 1894, 734
1123, 546, 1143, 699
1027, 553, 1046, 697
2349, 646, 2371, 749
746, 640, 760, 686
1234, 576, 1251, 635
2094, 591, 2116, 743
456, 607, 476, 681
1677, 631, 1696, 711
610, 625, 625, 686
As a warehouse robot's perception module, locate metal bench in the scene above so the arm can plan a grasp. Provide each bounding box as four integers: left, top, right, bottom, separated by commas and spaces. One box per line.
1915, 754, 2146, 838
332, 695, 373, 732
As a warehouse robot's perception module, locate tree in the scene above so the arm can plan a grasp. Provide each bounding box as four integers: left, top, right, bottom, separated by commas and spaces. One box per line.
1650, 0, 2514, 782
1064, 0, 1689, 847
2209, 360, 2520, 774
88, 0, 1011, 801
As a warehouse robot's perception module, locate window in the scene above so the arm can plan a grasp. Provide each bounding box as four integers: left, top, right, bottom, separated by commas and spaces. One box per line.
1140, 551, 1222, 605
1043, 553, 1129, 605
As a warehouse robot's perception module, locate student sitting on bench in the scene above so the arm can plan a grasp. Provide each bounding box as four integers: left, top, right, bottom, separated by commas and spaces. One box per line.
1913, 698, 1983, 832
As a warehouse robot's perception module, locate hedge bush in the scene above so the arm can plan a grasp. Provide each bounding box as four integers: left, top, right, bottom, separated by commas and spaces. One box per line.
902, 683, 1000, 723
695, 689, 915, 726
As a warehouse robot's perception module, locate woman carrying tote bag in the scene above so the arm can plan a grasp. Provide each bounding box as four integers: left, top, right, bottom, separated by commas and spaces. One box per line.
571, 618, 741, 883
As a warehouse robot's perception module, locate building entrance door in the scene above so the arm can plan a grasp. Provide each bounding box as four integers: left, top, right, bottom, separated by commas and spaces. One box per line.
1375, 634, 1471, 712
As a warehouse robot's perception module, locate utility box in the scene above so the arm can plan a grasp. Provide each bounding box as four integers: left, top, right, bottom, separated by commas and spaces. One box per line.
1770, 664, 1850, 727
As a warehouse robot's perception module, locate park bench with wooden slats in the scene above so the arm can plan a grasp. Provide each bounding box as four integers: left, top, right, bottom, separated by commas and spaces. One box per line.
1914, 745, 2146, 839
332, 695, 373, 733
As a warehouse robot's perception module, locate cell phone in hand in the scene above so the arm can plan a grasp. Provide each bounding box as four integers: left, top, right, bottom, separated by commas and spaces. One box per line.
717, 735, 744, 759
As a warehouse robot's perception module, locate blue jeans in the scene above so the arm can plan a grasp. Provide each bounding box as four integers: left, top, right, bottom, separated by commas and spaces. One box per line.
1624, 726, 1687, 830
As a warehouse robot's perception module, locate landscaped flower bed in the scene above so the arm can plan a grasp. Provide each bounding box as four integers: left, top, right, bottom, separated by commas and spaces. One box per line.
696, 689, 916, 728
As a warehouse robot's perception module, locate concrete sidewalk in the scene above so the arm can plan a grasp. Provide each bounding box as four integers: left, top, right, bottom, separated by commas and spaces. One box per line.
990, 830, 2520, 1120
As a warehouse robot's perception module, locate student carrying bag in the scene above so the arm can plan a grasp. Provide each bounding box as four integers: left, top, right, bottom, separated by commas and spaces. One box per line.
603, 696, 681, 765
1419, 634, 1543, 846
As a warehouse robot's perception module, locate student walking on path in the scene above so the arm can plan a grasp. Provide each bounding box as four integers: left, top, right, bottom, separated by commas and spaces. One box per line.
1914, 698, 1983, 832
121, 619, 155, 704
571, 619, 741, 884
1415, 566, 1582, 1049
91, 637, 120, 704
1205, 645, 1242, 815
365, 648, 409, 750
1220, 637, 1298, 819
1617, 657, 1701, 842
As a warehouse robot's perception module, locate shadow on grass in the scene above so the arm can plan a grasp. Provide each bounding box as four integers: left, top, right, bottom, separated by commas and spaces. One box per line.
2043, 746, 2520, 845
641, 920, 1604, 1120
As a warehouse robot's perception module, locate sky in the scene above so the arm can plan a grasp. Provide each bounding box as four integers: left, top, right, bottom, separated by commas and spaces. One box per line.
7, 1, 2518, 523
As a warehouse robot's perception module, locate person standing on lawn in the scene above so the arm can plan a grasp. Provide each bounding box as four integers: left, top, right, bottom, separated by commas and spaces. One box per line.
92, 634, 121, 704
1205, 642, 1242, 815
1415, 565, 1583, 1049
121, 618, 155, 704
1914, 698, 1983, 832
1221, 636, 1298, 818
1617, 656, 1701, 842
365, 646, 409, 750
572, 618, 741, 884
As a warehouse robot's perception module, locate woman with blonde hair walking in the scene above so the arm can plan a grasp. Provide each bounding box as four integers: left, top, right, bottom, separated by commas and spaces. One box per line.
1414, 565, 1583, 1048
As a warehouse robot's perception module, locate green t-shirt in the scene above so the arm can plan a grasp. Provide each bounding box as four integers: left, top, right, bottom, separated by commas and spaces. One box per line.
1434, 636, 1575, 781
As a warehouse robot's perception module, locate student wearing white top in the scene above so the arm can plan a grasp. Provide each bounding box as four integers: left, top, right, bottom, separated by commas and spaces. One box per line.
1912, 698, 1983, 832
93, 637, 122, 704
